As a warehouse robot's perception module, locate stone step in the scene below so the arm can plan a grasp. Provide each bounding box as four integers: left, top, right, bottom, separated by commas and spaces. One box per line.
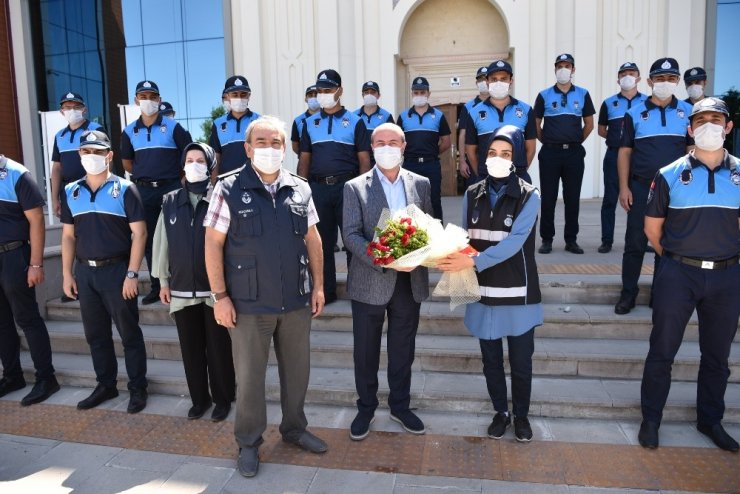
45, 297, 700, 341
20, 351, 740, 423
37, 321, 740, 382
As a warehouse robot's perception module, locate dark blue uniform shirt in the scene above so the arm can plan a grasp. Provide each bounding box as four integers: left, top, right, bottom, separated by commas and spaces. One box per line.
458, 95, 484, 135
397, 106, 451, 160
465, 97, 536, 168
209, 110, 261, 174
120, 115, 192, 181
647, 152, 740, 260
291, 111, 313, 145
354, 106, 394, 131
598, 92, 648, 149
0, 157, 45, 244
61, 175, 146, 260
299, 108, 370, 177
534, 85, 595, 144
51, 120, 104, 182
620, 97, 693, 179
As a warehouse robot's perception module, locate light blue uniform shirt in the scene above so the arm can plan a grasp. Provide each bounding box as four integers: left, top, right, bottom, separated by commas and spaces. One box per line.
462, 182, 544, 340
375, 167, 407, 212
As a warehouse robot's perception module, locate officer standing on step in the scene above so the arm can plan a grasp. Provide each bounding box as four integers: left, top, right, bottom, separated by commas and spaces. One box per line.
159, 102, 176, 119
355, 81, 394, 133
458, 66, 490, 185
683, 67, 707, 106
291, 85, 319, 156
614, 58, 693, 315
397, 76, 452, 221
0, 154, 59, 406
61, 129, 149, 413
638, 97, 739, 453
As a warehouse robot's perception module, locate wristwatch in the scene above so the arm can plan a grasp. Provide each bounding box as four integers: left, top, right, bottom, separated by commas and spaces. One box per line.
210, 291, 229, 303
126, 271, 139, 279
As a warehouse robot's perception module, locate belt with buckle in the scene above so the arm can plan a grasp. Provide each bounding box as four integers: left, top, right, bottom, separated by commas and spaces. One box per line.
543, 143, 579, 149
0, 240, 26, 253
630, 174, 654, 187
310, 173, 355, 185
664, 252, 739, 270
77, 255, 129, 268
134, 178, 178, 188
407, 157, 437, 163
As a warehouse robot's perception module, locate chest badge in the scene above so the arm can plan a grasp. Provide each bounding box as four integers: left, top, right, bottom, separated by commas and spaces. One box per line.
478, 110, 487, 121
111, 181, 121, 199
613, 100, 619, 107
241, 191, 252, 204
169, 215, 177, 225
504, 215, 513, 227
431, 114, 436, 119
730, 170, 740, 186
676, 109, 685, 119
291, 189, 303, 204
160, 125, 167, 133
515, 107, 523, 118
551, 101, 558, 109
73, 187, 81, 200
641, 111, 649, 121
573, 100, 579, 110
680, 168, 693, 185
313, 118, 321, 127
341, 117, 350, 128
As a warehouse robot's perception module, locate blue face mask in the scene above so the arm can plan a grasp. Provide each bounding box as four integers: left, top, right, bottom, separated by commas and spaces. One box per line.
307, 97, 320, 111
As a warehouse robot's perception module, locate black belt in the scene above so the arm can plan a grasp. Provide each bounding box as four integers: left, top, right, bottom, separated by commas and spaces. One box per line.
0, 240, 26, 253
631, 174, 653, 186
77, 255, 129, 268
134, 178, 178, 188
309, 173, 356, 185
664, 252, 739, 270
543, 143, 580, 149
406, 157, 438, 163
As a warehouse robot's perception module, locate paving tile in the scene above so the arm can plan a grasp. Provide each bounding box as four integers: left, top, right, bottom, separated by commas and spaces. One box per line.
617, 421, 714, 449
67, 464, 166, 494
106, 448, 188, 473
159, 461, 235, 493
546, 418, 630, 445
0, 437, 59, 481
483, 479, 570, 493
221, 463, 316, 493
307, 469, 395, 494
395, 472, 482, 491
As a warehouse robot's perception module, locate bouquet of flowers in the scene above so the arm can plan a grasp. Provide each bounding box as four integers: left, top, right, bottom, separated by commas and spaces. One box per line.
367, 204, 480, 309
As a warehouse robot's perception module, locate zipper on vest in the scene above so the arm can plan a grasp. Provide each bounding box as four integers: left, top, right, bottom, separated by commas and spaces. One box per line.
274, 193, 285, 311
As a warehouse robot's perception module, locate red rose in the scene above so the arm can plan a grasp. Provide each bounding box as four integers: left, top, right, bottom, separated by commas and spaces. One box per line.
406, 225, 416, 235
401, 234, 410, 246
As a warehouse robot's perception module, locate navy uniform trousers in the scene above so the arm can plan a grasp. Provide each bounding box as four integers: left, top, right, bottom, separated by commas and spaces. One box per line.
600, 147, 619, 246
641, 257, 739, 426
403, 159, 443, 221
138, 180, 179, 293
538, 145, 585, 244
621, 178, 659, 301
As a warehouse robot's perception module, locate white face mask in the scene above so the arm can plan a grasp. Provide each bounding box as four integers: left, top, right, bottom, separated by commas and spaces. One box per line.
412, 95, 428, 107
687, 84, 704, 100
63, 109, 84, 126
139, 99, 160, 116
488, 81, 510, 100
485, 156, 513, 178
556, 68, 572, 84
251, 147, 283, 174
651, 81, 677, 100
692, 122, 726, 151
307, 97, 320, 111
477, 81, 489, 93
373, 145, 403, 170
222, 100, 231, 113
363, 94, 378, 106
317, 92, 338, 109
80, 153, 108, 175
184, 162, 208, 183
619, 75, 637, 91
230, 98, 249, 113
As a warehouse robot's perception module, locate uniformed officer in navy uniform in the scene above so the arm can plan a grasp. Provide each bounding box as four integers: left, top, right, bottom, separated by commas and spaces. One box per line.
298, 69, 371, 304
159, 101, 176, 119
62, 129, 149, 413
683, 67, 707, 106
596, 62, 648, 253
458, 66, 489, 185
51, 92, 104, 219
210, 76, 261, 175
121, 80, 192, 305
355, 81, 394, 133
204, 116, 328, 478
534, 53, 596, 254
0, 155, 58, 406
290, 85, 319, 155
614, 58, 693, 315
397, 76, 452, 220
638, 97, 739, 452
465, 60, 537, 184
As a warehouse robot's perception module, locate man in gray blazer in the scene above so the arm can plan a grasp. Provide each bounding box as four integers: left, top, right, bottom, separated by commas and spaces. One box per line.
343, 123, 433, 441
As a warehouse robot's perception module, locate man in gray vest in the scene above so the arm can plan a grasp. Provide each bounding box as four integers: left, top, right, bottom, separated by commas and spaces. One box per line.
204, 116, 327, 478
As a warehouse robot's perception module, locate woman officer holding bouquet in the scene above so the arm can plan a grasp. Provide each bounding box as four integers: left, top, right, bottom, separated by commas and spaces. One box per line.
437, 125, 543, 442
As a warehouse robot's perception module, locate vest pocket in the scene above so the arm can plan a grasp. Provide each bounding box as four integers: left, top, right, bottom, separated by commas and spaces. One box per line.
298, 254, 311, 296
234, 208, 262, 237
226, 255, 257, 301
290, 204, 309, 236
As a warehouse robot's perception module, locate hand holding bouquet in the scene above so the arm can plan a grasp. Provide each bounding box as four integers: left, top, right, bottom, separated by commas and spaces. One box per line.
367, 217, 429, 266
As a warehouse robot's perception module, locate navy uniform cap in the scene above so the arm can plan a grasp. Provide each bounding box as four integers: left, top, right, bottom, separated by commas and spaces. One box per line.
475, 66, 489, 79
316, 69, 342, 88
554, 53, 575, 65
223, 76, 250, 93
649, 58, 680, 77
684, 67, 707, 83
79, 129, 112, 150
362, 80, 380, 92
618, 62, 640, 74
689, 97, 730, 120
135, 80, 160, 95
159, 101, 174, 115
59, 92, 85, 106
305, 85, 317, 95
487, 60, 513, 76
411, 76, 430, 90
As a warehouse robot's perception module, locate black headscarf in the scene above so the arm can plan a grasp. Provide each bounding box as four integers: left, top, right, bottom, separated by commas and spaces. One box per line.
480, 125, 525, 191
181, 142, 217, 194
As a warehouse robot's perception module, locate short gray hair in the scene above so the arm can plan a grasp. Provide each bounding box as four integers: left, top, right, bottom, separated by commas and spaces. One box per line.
244, 115, 288, 145
371, 122, 405, 144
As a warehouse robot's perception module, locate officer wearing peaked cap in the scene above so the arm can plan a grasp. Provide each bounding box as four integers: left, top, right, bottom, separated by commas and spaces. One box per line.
159, 101, 175, 118
683, 67, 708, 105
355, 81, 394, 133
291, 85, 320, 156
458, 66, 491, 185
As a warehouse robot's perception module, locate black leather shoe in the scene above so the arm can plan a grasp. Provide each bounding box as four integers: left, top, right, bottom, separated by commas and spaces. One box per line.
350, 413, 375, 441
77, 384, 119, 410
538, 242, 552, 254
283, 430, 328, 454
565, 242, 584, 254
697, 423, 739, 452
390, 410, 426, 435
638, 421, 659, 449
188, 400, 211, 420
141, 290, 160, 305
0, 376, 26, 398
614, 295, 636, 315
598, 243, 612, 253
237, 447, 259, 477
211, 403, 230, 422
127, 388, 148, 414
20, 376, 60, 406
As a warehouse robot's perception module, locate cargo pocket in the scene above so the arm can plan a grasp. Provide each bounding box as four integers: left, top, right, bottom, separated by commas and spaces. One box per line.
298, 254, 311, 296
234, 208, 262, 237
226, 255, 258, 300
290, 204, 309, 236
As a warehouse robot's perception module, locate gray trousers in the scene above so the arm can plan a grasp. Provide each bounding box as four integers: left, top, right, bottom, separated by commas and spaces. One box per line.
231, 307, 311, 449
